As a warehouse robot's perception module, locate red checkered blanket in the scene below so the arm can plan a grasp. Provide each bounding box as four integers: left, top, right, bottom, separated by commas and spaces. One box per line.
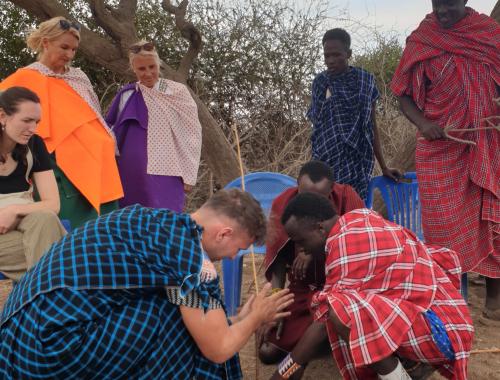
391, 8, 500, 276
312, 210, 474, 380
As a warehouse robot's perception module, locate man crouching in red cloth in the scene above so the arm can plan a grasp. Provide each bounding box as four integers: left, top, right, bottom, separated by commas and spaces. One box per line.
272, 192, 473, 380
260, 161, 364, 366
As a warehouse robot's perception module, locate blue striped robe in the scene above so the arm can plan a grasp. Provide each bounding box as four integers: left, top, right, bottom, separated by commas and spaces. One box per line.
0, 205, 242, 379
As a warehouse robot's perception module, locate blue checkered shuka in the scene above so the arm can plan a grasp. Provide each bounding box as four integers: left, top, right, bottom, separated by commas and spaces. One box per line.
0, 205, 242, 380
307, 67, 380, 199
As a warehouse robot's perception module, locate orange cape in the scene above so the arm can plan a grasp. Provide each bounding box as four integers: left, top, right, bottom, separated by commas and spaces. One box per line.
1, 68, 123, 212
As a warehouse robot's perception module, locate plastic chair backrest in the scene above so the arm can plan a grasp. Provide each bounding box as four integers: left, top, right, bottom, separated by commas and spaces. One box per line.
224, 172, 296, 254
225, 172, 297, 215
365, 172, 423, 240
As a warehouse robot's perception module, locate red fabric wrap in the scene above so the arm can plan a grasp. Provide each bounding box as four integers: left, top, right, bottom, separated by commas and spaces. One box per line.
391, 8, 500, 276
311, 210, 474, 380
263, 183, 363, 351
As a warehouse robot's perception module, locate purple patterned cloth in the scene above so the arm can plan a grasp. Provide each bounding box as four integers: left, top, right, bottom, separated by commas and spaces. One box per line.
106, 84, 185, 211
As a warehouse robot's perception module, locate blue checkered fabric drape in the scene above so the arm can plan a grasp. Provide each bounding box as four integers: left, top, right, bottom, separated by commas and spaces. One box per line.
0, 205, 242, 379
307, 67, 379, 199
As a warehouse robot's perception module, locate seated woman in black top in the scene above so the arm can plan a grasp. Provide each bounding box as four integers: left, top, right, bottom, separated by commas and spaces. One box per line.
0, 87, 66, 280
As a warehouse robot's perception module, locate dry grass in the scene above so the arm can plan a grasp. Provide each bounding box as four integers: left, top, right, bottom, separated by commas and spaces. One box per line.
186, 101, 418, 212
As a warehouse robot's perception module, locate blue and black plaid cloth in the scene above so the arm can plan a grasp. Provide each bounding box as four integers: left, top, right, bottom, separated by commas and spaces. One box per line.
307, 67, 379, 199
0, 205, 242, 379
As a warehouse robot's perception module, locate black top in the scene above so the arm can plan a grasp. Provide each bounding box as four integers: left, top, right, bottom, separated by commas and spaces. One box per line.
0, 135, 53, 194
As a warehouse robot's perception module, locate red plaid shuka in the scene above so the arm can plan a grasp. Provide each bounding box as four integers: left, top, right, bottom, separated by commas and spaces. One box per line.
263, 184, 364, 351
391, 8, 500, 277
311, 209, 474, 380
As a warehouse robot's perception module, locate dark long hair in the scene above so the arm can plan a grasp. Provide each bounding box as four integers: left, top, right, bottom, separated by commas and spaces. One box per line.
0, 86, 41, 164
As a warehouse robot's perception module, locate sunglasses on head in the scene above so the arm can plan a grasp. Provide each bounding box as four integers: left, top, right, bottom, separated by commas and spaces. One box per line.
59, 19, 81, 31
129, 42, 155, 54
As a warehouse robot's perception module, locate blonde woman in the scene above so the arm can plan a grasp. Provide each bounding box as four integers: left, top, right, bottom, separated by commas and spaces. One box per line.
0, 87, 66, 280
106, 41, 202, 211
0, 17, 123, 228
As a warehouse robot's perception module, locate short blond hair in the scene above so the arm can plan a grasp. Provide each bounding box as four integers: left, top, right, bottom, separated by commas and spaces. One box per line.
26, 16, 80, 55
204, 189, 267, 245
128, 40, 161, 68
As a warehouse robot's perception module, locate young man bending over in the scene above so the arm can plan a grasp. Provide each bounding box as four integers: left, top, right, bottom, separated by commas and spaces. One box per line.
272, 193, 473, 380
260, 161, 364, 369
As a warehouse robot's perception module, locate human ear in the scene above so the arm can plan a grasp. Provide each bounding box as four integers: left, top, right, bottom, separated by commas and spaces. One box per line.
0, 109, 7, 126
41, 37, 50, 50
216, 226, 233, 242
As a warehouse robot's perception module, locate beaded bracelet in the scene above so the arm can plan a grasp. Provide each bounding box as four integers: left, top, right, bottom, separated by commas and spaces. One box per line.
278, 353, 302, 379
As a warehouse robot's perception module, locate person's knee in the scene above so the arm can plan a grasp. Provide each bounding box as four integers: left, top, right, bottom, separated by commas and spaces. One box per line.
22, 210, 60, 229
259, 342, 286, 365
307, 321, 328, 341
328, 307, 350, 342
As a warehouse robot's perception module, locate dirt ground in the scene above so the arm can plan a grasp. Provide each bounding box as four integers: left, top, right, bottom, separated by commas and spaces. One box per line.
236, 256, 500, 380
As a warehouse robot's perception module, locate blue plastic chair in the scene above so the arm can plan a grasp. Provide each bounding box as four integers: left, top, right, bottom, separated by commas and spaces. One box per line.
365, 172, 467, 300
365, 172, 422, 239
222, 172, 296, 316
0, 219, 71, 281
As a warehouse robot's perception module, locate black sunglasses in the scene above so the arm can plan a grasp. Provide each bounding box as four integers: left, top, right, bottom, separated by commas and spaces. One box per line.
129, 42, 155, 54
59, 19, 81, 31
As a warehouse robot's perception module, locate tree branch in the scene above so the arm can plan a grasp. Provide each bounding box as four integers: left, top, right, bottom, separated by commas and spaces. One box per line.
7, 0, 71, 20
116, 0, 138, 22
88, 0, 137, 49
162, 0, 203, 82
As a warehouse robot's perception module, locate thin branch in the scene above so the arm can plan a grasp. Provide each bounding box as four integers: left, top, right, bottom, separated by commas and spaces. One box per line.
8, 0, 71, 20
162, 0, 203, 82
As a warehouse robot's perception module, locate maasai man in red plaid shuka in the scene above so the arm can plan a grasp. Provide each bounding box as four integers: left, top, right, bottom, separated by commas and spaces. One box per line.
274, 193, 473, 380
391, 1, 500, 323
260, 161, 364, 369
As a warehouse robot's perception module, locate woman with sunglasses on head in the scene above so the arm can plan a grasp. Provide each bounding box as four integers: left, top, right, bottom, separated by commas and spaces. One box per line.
106, 40, 201, 211
0, 87, 66, 281
0, 17, 123, 228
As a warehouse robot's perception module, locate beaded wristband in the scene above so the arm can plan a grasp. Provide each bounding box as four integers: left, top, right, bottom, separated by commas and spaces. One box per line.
278, 353, 302, 379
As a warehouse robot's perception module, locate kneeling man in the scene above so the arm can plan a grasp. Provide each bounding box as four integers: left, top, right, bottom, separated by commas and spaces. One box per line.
273, 193, 473, 380
0, 189, 293, 379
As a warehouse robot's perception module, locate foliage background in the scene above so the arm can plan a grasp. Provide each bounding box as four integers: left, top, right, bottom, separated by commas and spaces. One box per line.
0, 0, 416, 209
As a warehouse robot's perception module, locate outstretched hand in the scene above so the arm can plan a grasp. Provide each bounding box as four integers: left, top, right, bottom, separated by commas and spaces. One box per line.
251, 283, 293, 325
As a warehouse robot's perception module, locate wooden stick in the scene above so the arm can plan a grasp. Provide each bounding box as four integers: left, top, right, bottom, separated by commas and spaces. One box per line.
446, 125, 500, 133
470, 348, 500, 355
427, 124, 500, 146
231, 123, 261, 380
232, 124, 260, 295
